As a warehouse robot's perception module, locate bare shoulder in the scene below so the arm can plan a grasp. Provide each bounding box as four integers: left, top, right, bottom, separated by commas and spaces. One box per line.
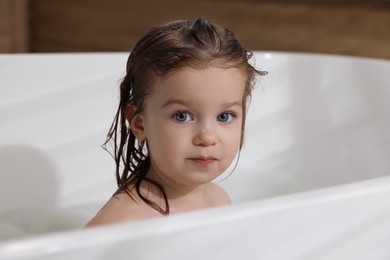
206, 183, 231, 206
84, 191, 154, 228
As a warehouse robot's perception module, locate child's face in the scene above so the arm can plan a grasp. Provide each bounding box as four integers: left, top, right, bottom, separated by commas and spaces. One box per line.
133, 65, 246, 188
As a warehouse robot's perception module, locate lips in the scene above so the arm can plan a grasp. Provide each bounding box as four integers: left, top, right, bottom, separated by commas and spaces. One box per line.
188, 156, 217, 167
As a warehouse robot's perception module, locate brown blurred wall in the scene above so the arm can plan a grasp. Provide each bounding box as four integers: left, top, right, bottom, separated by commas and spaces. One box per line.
1, 0, 390, 59
0, 0, 29, 52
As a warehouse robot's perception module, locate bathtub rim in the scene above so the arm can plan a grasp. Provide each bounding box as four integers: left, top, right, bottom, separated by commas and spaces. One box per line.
1, 174, 390, 259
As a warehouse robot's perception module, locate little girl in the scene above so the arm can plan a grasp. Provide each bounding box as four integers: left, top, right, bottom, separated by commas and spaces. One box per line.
86, 18, 266, 227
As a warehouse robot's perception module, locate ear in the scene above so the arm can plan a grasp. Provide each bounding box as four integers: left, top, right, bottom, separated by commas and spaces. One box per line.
126, 105, 146, 141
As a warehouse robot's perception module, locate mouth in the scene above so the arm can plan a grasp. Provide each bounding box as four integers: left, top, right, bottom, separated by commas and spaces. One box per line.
188, 156, 217, 167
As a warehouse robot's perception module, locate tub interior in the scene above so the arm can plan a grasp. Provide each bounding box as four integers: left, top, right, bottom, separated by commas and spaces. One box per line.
1, 52, 390, 242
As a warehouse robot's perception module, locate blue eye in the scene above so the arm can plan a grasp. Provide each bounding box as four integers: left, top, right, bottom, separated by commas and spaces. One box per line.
173, 112, 192, 122
217, 112, 234, 122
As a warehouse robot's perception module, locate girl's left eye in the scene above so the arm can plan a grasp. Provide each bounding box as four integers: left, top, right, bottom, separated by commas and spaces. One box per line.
217, 112, 234, 122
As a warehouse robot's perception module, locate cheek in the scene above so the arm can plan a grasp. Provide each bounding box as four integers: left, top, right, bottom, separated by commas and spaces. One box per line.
146, 125, 187, 156
233, 120, 244, 140
229, 137, 242, 157
222, 125, 242, 153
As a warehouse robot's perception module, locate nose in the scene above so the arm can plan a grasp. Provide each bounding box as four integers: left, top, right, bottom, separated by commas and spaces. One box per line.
192, 127, 218, 147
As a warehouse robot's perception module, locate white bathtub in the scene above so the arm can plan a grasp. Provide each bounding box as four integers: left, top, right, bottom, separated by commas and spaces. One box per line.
0, 52, 389, 259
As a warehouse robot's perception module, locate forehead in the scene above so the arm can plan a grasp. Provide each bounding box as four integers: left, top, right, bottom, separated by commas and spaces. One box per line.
148, 65, 247, 106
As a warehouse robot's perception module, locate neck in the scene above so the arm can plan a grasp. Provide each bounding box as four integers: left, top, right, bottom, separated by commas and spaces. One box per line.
142, 165, 209, 214
146, 165, 205, 198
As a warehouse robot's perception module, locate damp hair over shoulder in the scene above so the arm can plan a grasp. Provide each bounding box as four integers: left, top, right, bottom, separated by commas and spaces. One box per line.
103, 18, 266, 215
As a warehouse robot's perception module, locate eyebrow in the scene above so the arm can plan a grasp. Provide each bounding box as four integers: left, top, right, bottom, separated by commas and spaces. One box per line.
161, 99, 189, 109
160, 99, 242, 109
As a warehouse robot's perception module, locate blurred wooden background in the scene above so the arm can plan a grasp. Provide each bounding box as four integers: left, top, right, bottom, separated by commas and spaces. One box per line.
1, 0, 390, 58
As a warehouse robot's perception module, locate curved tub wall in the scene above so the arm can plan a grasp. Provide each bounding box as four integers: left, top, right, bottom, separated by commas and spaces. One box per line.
0, 54, 123, 211
1, 52, 390, 259
223, 53, 390, 202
